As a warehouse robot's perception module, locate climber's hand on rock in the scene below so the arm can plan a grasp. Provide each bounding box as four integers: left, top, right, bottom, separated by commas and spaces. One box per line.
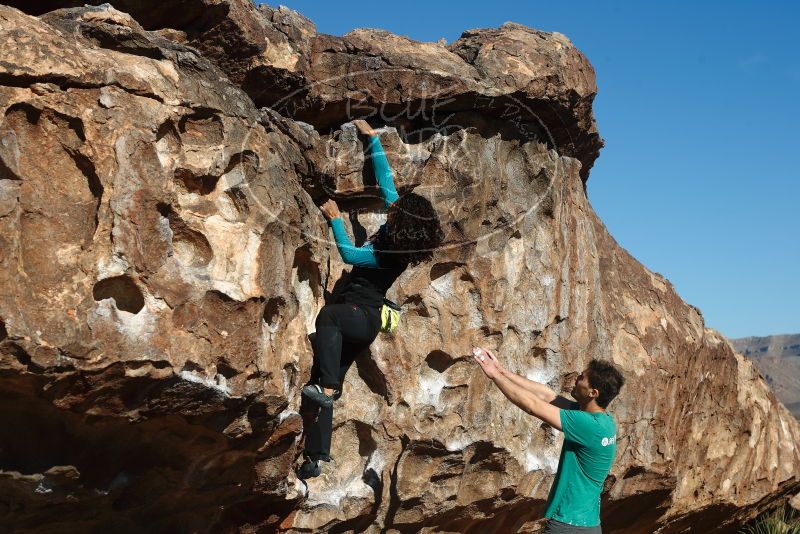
352, 119, 376, 136
320, 199, 341, 221
473, 347, 501, 379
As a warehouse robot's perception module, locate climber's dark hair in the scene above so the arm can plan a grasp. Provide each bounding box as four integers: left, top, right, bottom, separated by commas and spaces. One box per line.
371, 192, 444, 265
586, 359, 625, 409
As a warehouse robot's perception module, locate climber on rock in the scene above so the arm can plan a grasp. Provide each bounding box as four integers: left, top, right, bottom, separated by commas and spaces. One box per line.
472, 347, 624, 534
297, 119, 444, 479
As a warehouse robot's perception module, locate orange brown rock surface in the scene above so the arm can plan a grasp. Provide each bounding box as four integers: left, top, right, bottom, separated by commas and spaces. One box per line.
0, 2, 797, 532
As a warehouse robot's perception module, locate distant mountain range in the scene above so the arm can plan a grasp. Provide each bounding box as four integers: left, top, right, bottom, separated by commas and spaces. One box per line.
732, 334, 800, 418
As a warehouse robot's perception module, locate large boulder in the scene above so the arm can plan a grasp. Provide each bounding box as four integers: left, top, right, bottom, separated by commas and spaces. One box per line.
2, 0, 602, 181
0, 3, 797, 533
0, 5, 319, 531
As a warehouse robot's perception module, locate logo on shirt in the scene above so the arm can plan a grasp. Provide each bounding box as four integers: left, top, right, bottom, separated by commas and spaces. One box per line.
601, 435, 617, 447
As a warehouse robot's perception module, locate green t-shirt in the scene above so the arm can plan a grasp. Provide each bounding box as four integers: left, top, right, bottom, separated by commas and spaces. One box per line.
543, 405, 617, 527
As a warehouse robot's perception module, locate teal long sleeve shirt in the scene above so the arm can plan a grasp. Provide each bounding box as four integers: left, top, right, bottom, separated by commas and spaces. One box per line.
367, 134, 400, 209
329, 134, 399, 267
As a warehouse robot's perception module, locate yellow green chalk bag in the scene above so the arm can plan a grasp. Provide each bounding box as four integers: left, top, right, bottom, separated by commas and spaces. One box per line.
380, 299, 401, 333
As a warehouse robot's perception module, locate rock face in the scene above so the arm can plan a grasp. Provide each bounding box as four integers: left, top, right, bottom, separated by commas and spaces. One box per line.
733, 334, 800, 418
2, 0, 602, 183
0, 2, 797, 533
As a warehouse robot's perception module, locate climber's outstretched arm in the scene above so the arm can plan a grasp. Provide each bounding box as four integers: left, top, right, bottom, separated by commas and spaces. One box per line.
353, 119, 400, 209
473, 347, 562, 429
320, 199, 380, 268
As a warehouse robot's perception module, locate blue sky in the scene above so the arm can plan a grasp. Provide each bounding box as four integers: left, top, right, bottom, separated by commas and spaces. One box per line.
270, 1, 799, 339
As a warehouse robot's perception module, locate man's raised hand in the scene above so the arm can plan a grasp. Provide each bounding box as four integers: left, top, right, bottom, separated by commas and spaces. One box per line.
484, 347, 503, 368
476, 347, 505, 370
473, 347, 502, 379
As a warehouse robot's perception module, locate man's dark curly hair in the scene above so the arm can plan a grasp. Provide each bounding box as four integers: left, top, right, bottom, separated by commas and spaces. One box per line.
371, 192, 444, 266
587, 359, 625, 409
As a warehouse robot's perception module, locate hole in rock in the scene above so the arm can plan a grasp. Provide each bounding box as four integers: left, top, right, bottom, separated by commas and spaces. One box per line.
225, 186, 250, 215
0, 154, 19, 181
5, 102, 84, 142
355, 421, 378, 458
156, 202, 171, 219
216, 360, 238, 379
293, 245, 321, 299
155, 120, 181, 164
401, 295, 430, 318
283, 363, 297, 391
5, 342, 38, 372
480, 325, 501, 337
175, 168, 220, 195
262, 296, 286, 326
6, 103, 100, 243
62, 147, 103, 238
178, 110, 224, 145
5, 102, 42, 124
224, 151, 259, 181
68, 149, 103, 200
204, 289, 244, 307
425, 350, 455, 373
156, 119, 178, 142
467, 440, 504, 466
623, 466, 647, 479
157, 202, 213, 266
429, 262, 464, 281
92, 276, 145, 314
248, 402, 268, 420
181, 361, 204, 374
172, 225, 213, 267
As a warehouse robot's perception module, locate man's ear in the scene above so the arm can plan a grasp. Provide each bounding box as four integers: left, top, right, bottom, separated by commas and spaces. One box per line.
589, 388, 600, 400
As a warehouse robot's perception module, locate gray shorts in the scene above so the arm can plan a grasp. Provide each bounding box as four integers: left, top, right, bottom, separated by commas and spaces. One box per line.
543, 519, 602, 534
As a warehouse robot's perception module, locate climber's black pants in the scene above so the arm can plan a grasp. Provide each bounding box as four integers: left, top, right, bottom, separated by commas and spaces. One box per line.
304, 303, 381, 461
311, 303, 381, 389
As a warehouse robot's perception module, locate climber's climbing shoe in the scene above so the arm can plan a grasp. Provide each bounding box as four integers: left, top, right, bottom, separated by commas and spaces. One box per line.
302, 384, 336, 409
297, 459, 321, 479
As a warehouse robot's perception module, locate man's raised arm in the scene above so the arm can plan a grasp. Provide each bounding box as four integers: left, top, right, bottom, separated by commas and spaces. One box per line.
473, 348, 563, 429
481, 349, 574, 408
